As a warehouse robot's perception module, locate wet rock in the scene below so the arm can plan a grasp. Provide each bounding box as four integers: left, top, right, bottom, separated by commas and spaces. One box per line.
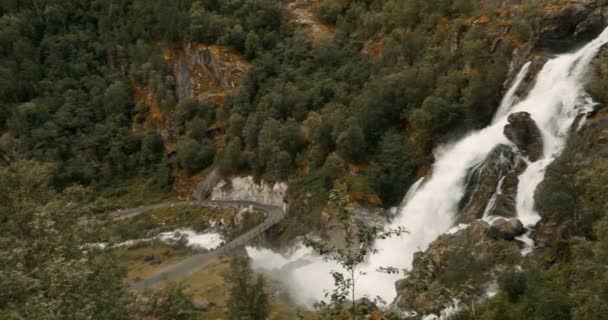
491, 173, 519, 217
488, 218, 526, 240
394, 220, 522, 315
459, 145, 526, 222
536, 2, 608, 53
504, 112, 544, 161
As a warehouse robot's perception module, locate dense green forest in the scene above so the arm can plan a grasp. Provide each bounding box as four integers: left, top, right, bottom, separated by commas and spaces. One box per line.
0, 0, 536, 207
3, 0, 608, 319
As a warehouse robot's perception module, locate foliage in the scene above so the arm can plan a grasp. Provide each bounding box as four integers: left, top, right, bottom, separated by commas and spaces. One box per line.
223, 257, 269, 320
303, 185, 406, 318
368, 131, 416, 205
498, 271, 527, 303
0, 161, 132, 319
142, 283, 197, 320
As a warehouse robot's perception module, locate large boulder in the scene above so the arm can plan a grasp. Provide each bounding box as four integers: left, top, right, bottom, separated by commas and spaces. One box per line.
488, 218, 526, 240
504, 112, 544, 161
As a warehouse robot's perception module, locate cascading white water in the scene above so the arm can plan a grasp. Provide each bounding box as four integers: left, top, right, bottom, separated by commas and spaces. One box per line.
493, 61, 532, 122
247, 27, 608, 307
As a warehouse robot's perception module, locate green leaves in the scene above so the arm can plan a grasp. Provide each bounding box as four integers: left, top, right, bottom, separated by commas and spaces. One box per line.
223, 257, 269, 320
0, 161, 132, 320
303, 184, 406, 318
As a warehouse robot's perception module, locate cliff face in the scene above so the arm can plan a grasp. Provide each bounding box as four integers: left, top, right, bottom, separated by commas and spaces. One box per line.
163, 44, 248, 104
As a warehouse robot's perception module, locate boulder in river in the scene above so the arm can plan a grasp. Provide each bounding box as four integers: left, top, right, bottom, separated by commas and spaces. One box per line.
488, 218, 526, 240
504, 112, 544, 161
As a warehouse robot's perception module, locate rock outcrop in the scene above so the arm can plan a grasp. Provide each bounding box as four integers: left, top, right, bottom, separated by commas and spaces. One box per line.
163, 44, 248, 103
210, 176, 287, 207
459, 145, 526, 222
488, 217, 526, 240
504, 112, 544, 161
394, 220, 522, 316
536, 1, 608, 53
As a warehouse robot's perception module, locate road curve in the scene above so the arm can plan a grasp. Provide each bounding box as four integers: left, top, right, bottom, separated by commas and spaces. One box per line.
117, 200, 285, 290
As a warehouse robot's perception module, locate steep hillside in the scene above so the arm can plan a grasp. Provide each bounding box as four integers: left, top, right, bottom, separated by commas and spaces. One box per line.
3, 0, 608, 319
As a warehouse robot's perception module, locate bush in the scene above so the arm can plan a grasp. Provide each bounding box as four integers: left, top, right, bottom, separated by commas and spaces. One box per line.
175, 139, 216, 175
498, 271, 527, 302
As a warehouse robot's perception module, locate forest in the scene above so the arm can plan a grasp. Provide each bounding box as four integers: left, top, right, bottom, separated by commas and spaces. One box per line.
2, 0, 608, 319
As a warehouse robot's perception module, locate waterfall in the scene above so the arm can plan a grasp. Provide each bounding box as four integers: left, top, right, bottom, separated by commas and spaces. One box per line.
247, 27, 608, 307
493, 61, 532, 122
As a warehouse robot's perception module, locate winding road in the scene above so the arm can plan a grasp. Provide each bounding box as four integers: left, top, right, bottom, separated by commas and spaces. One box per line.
109, 200, 285, 290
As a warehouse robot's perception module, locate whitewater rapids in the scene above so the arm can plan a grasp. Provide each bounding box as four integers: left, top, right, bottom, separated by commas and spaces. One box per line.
247, 27, 608, 307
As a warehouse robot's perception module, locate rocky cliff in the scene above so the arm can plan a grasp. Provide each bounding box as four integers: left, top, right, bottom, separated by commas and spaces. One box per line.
163, 44, 248, 104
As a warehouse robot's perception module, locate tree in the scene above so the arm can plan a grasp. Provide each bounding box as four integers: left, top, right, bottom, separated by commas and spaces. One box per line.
337, 122, 366, 163
268, 148, 292, 181
498, 271, 527, 303
175, 138, 216, 175
188, 117, 209, 141
0, 161, 132, 320
368, 131, 416, 206
243, 113, 263, 148
227, 114, 246, 139
257, 118, 283, 169
570, 216, 608, 319
223, 257, 269, 320
219, 137, 244, 175
103, 80, 131, 117
303, 185, 406, 318
244, 31, 260, 59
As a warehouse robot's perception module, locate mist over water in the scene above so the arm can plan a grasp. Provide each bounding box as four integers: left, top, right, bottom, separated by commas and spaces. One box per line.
247, 27, 608, 307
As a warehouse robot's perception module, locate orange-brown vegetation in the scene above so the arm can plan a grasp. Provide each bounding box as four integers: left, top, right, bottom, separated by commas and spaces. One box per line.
286, 0, 334, 40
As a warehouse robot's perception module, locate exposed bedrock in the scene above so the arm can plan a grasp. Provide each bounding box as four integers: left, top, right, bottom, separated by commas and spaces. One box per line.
504, 111, 544, 161
394, 220, 522, 315
459, 144, 527, 222
536, 1, 608, 53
